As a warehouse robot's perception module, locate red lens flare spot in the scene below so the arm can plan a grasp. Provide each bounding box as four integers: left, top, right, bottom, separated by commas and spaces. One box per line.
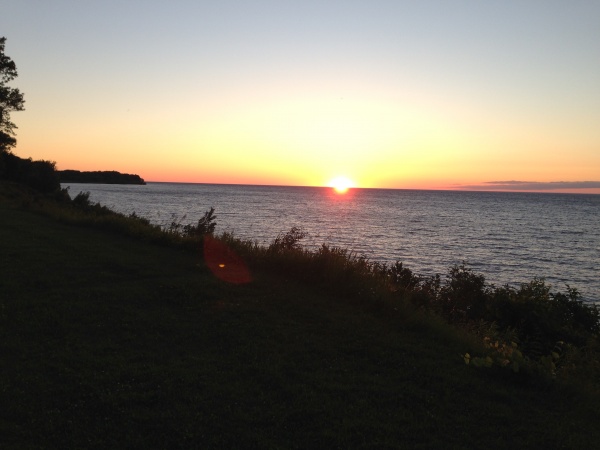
203, 235, 251, 284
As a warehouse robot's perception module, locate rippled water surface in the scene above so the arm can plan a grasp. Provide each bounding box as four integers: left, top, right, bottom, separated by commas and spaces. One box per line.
64, 183, 600, 303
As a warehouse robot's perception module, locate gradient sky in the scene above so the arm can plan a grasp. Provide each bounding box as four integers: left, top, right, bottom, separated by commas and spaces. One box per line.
2, 1, 600, 192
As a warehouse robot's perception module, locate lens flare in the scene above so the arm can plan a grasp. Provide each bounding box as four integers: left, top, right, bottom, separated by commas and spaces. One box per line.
203, 235, 251, 284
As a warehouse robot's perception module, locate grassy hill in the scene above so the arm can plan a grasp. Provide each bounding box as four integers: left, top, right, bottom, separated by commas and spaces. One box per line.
1, 183, 600, 449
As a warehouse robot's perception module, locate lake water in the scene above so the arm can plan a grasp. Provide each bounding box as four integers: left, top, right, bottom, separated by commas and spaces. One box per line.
63, 182, 600, 303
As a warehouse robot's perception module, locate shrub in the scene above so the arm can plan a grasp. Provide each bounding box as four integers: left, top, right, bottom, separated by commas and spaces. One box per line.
182, 207, 216, 236
484, 280, 599, 354
72, 191, 92, 208
0, 152, 60, 193
440, 264, 490, 321
386, 261, 421, 291
269, 226, 307, 252
167, 208, 217, 238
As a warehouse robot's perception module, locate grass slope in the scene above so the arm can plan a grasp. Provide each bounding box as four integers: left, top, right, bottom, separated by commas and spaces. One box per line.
1, 194, 600, 449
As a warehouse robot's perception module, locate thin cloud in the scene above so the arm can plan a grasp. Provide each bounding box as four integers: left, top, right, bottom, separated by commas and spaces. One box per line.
455, 181, 600, 191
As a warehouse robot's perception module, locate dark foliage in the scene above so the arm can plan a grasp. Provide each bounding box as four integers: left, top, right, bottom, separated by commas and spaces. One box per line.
387, 261, 421, 290
72, 191, 92, 208
0, 37, 60, 193
0, 37, 25, 153
241, 230, 599, 374
182, 207, 217, 236
59, 169, 146, 185
406, 264, 599, 357
0, 151, 60, 193
269, 226, 307, 252
168, 207, 217, 237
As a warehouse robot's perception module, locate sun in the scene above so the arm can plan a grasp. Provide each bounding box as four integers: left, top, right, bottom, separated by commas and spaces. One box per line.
327, 176, 355, 194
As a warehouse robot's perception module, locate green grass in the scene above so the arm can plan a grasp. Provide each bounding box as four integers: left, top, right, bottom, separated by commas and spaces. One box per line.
2, 185, 600, 449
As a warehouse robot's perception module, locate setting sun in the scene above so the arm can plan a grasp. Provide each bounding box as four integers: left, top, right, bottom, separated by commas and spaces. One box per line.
328, 176, 355, 194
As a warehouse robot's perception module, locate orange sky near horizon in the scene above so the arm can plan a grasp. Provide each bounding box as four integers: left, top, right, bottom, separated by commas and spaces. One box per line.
2, 1, 600, 194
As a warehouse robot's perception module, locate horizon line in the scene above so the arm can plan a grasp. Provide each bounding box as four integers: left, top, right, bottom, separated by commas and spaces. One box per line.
139, 180, 600, 195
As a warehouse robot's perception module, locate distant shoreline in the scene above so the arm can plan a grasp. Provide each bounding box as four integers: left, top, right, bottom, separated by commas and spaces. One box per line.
58, 170, 145, 185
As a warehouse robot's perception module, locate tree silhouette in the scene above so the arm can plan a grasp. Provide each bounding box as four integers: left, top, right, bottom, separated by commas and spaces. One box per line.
0, 37, 25, 153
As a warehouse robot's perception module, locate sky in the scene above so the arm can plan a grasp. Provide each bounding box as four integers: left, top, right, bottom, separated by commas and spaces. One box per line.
2, 0, 600, 192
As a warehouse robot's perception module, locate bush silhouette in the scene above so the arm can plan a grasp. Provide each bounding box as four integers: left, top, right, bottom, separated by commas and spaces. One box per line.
0, 152, 60, 193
